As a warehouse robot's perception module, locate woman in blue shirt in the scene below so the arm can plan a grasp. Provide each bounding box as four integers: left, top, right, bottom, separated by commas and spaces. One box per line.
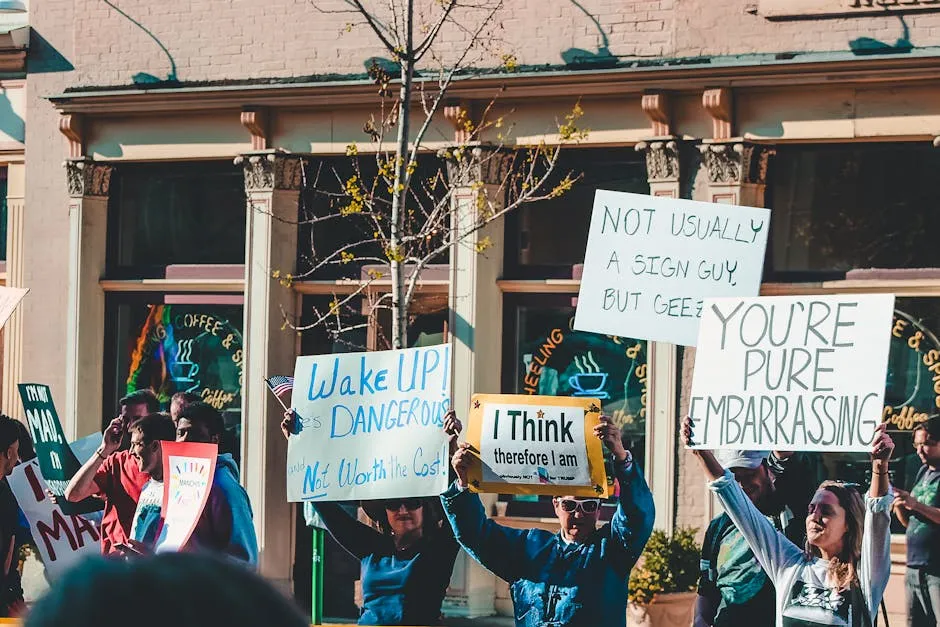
282, 410, 461, 625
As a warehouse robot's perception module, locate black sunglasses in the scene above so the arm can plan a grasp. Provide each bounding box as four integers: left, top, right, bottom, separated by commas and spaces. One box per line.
558, 498, 600, 514
383, 498, 423, 511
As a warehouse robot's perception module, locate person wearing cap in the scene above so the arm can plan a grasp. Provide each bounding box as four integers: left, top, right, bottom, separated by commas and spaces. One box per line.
280, 409, 462, 626
695, 448, 818, 627
443, 414, 654, 627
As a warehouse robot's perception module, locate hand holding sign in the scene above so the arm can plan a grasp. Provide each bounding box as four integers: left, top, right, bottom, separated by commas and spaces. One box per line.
444, 409, 462, 455
452, 441, 474, 489
593, 415, 627, 462
870, 423, 894, 461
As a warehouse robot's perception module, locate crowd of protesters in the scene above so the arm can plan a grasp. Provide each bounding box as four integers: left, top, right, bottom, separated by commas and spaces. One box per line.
0, 388, 932, 626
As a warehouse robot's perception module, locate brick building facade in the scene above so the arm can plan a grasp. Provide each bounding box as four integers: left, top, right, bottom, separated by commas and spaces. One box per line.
5, 0, 940, 621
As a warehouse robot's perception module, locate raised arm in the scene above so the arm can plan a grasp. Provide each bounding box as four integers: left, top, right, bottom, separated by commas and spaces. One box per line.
313, 502, 387, 560
596, 417, 655, 571
860, 424, 895, 614
443, 442, 552, 582
682, 417, 803, 584
65, 417, 124, 502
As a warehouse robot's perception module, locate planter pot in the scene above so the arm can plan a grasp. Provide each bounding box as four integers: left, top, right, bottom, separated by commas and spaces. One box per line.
627, 591, 696, 627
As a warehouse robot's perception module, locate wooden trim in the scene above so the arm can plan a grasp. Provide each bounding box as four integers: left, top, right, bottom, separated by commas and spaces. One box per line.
496, 279, 581, 293
499, 278, 940, 296
98, 277, 940, 296
761, 279, 940, 296
99, 278, 245, 292
292, 279, 450, 295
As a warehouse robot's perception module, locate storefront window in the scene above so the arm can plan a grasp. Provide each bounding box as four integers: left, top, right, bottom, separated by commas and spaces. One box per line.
503, 148, 648, 279
107, 161, 246, 278
501, 294, 648, 516
104, 297, 244, 464
767, 143, 940, 280
811, 296, 940, 532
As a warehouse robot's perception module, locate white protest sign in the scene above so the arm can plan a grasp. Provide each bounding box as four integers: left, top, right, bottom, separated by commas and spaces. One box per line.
287, 344, 452, 502
8, 460, 99, 580
574, 190, 770, 346
689, 294, 895, 452
468, 394, 609, 497
0, 287, 27, 332
155, 442, 217, 553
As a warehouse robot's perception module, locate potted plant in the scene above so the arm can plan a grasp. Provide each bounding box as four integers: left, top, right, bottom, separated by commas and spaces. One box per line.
627, 527, 700, 627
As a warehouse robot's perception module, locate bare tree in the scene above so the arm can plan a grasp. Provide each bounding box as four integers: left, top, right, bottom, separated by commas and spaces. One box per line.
287, 0, 586, 349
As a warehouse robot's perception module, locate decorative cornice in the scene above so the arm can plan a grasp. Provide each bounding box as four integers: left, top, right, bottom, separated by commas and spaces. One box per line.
48, 54, 940, 116
698, 142, 775, 186
635, 139, 680, 183
234, 151, 304, 192
641, 92, 672, 137
65, 159, 113, 198
443, 145, 514, 187
58, 114, 84, 159
702, 87, 733, 140
240, 108, 269, 151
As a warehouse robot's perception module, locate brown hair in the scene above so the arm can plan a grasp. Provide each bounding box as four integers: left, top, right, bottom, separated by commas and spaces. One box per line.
803, 481, 865, 591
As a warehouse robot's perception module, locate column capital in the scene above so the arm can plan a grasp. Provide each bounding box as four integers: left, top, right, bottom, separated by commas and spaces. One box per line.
697, 142, 775, 186
235, 150, 305, 193
442, 144, 514, 188
635, 139, 681, 184
64, 159, 113, 198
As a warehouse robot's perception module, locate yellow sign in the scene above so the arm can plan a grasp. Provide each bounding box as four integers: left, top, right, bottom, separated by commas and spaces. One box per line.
466, 394, 609, 498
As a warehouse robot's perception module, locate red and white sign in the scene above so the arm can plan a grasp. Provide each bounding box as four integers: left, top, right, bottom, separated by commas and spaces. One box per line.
155, 441, 217, 554
8, 460, 99, 580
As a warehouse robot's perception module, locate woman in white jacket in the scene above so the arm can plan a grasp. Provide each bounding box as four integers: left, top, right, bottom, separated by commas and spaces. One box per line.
683, 418, 895, 627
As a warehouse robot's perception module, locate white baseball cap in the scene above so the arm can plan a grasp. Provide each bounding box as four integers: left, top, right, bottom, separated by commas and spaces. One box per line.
715, 449, 768, 470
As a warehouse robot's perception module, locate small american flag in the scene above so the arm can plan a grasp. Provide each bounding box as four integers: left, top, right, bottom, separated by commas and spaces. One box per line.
265, 376, 294, 397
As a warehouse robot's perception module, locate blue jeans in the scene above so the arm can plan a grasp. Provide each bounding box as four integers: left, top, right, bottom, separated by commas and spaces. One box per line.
906, 568, 940, 627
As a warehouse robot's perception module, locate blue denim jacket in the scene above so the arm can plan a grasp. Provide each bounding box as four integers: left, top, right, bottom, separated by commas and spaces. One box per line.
441, 459, 655, 627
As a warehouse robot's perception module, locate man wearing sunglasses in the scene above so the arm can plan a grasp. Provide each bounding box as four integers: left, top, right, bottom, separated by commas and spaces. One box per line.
443, 414, 654, 627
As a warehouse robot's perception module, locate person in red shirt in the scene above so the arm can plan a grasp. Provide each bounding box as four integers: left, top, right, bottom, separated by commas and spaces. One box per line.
65, 390, 160, 555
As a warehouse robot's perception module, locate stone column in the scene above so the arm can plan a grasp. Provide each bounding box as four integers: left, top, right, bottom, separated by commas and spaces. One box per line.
634, 139, 684, 532
2, 162, 25, 420
699, 142, 775, 207
236, 150, 302, 591
443, 146, 513, 618
64, 159, 112, 440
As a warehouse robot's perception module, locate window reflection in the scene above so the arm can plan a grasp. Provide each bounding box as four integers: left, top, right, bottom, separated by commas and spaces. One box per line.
108, 300, 244, 465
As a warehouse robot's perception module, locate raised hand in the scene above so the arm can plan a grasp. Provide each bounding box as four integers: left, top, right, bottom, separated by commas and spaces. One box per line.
681, 416, 725, 481
443, 409, 462, 455
452, 442, 474, 489
100, 417, 124, 456
870, 423, 894, 461
593, 415, 627, 462
280, 410, 296, 440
